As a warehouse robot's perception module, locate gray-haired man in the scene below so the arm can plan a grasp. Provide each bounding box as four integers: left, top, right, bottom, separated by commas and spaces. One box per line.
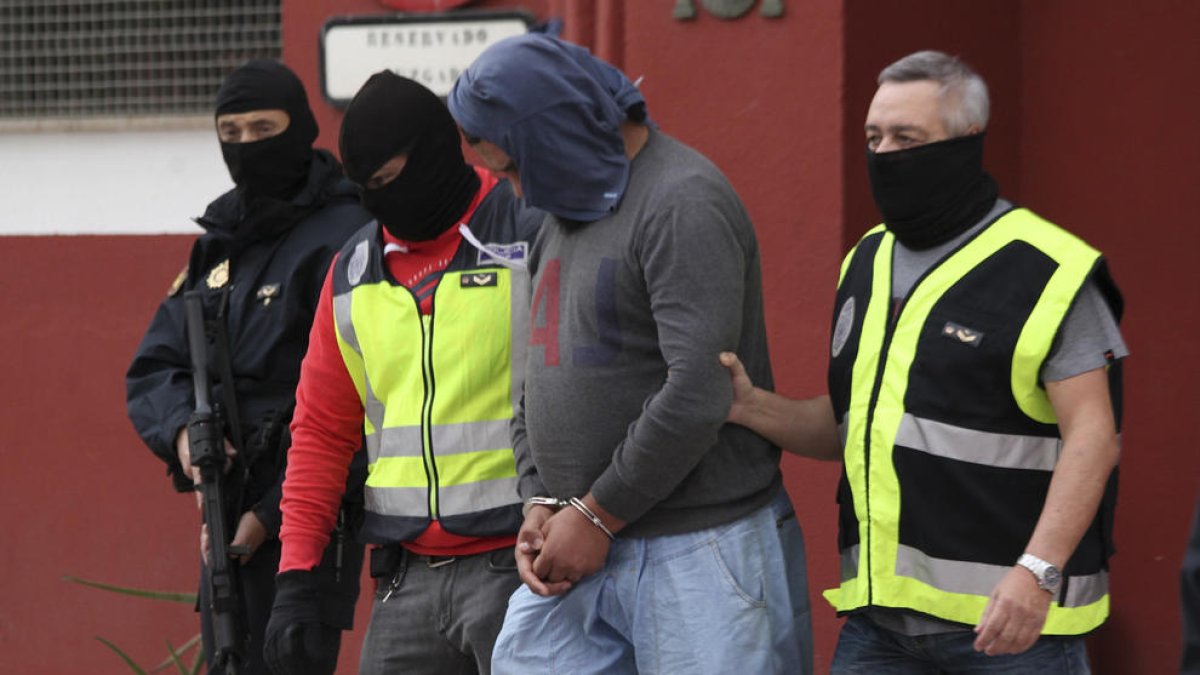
725, 50, 1127, 673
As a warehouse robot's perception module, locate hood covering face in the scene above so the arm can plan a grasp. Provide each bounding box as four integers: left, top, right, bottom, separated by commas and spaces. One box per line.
448, 33, 646, 222
339, 71, 479, 241
214, 59, 318, 203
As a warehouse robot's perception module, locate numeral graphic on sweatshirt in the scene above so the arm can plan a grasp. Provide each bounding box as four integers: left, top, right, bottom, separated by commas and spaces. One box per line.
530, 258, 562, 366
530, 257, 624, 367
573, 257, 621, 367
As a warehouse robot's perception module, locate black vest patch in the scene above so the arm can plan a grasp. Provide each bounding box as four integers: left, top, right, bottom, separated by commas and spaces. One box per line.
460, 272, 499, 287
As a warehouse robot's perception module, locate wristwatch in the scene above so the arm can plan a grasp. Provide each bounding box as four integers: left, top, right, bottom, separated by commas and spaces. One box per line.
1016, 553, 1062, 594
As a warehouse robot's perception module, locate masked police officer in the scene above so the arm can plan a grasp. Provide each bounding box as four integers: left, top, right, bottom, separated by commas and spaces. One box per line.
126, 60, 369, 674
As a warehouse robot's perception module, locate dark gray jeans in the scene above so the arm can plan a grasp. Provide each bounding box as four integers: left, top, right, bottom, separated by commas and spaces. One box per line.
360, 546, 520, 675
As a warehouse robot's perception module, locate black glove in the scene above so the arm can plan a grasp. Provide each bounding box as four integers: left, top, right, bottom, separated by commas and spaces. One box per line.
263, 569, 341, 675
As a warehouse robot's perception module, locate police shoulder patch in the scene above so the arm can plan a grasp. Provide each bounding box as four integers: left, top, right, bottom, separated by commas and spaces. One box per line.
348, 239, 370, 286
831, 296, 856, 358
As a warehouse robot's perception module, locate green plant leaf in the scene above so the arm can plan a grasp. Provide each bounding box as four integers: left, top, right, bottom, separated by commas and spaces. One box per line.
64, 575, 196, 604
163, 639, 191, 675
190, 645, 204, 675
96, 636, 150, 675
151, 633, 201, 673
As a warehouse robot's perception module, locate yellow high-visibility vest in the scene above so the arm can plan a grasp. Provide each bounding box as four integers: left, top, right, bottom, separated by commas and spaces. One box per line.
330, 218, 532, 542
824, 207, 1121, 635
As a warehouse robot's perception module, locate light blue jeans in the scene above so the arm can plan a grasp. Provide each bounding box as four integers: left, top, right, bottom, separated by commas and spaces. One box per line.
492, 489, 813, 675
832, 613, 1091, 674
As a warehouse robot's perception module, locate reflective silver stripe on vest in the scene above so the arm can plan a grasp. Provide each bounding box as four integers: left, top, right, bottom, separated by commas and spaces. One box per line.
440, 476, 521, 516
894, 413, 1061, 471
840, 544, 860, 582
368, 420, 512, 462
375, 425, 424, 458
894, 544, 1107, 607
333, 292, 360, 354
1062, 569, 1108, 608
366, 485, 427, 518
366, 419, 514, 463
368, 478, 520, 518
431, 419, 511, 455
895, 543, 1007, 597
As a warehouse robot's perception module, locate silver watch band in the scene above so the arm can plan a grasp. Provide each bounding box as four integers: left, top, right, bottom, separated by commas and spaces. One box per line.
1016, 553, 1059, 593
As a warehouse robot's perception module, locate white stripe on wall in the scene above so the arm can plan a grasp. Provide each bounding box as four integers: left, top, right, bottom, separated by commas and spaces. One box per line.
0, 128, 232, 236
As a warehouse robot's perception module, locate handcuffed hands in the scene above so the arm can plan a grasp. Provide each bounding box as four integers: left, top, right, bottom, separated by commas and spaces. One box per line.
515, 505, 573, 597
532, 505, 610, 582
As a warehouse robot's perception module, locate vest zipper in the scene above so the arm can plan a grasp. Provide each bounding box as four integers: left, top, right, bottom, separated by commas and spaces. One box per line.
420, 310, 439, 520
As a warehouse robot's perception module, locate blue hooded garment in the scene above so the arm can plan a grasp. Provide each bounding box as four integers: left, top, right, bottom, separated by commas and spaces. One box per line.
448, 33, 646, 223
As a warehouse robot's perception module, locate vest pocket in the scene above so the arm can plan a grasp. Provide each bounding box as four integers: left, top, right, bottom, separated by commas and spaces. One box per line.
908, 305, 1019, 427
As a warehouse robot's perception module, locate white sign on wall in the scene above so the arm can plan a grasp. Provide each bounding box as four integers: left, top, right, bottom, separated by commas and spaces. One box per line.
320, 12, 533, 104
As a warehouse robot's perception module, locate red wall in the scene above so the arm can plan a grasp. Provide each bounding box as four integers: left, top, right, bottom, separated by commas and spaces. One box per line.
0, 236, 208, 673
2, 1, 1196, 673
842, 1, 1023, 250
1018, 2, 1200, 671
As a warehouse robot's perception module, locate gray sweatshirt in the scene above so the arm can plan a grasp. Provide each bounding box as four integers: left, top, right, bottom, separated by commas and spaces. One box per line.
516, 130, 782, 538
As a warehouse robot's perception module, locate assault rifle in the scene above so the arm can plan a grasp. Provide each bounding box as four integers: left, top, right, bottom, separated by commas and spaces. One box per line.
184, 290, 248, 675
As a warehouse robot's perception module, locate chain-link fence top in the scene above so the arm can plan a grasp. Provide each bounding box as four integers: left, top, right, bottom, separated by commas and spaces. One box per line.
0, 0, 281, 119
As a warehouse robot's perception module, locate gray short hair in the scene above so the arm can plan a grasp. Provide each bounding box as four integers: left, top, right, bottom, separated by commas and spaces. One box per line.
878, 50, 989, 136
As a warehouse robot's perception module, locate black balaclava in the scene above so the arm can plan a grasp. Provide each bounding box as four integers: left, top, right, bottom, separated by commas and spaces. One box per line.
215, 60, 318, 204
339, 71, 479, 242
866, 133, 999, 250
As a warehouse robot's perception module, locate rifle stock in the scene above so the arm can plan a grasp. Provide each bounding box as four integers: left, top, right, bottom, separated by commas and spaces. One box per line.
184, 290, 246, 675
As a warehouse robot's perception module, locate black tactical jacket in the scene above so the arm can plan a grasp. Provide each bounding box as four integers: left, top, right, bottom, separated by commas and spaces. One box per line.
126, 149, 371, 540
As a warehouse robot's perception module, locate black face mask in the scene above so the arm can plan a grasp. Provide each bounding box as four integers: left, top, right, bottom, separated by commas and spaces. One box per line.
220, 131, 312, 203
866, 133, 999, 250
215, 60, 319, 204
341, 71, 479, 241
357, 134, 479, 241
